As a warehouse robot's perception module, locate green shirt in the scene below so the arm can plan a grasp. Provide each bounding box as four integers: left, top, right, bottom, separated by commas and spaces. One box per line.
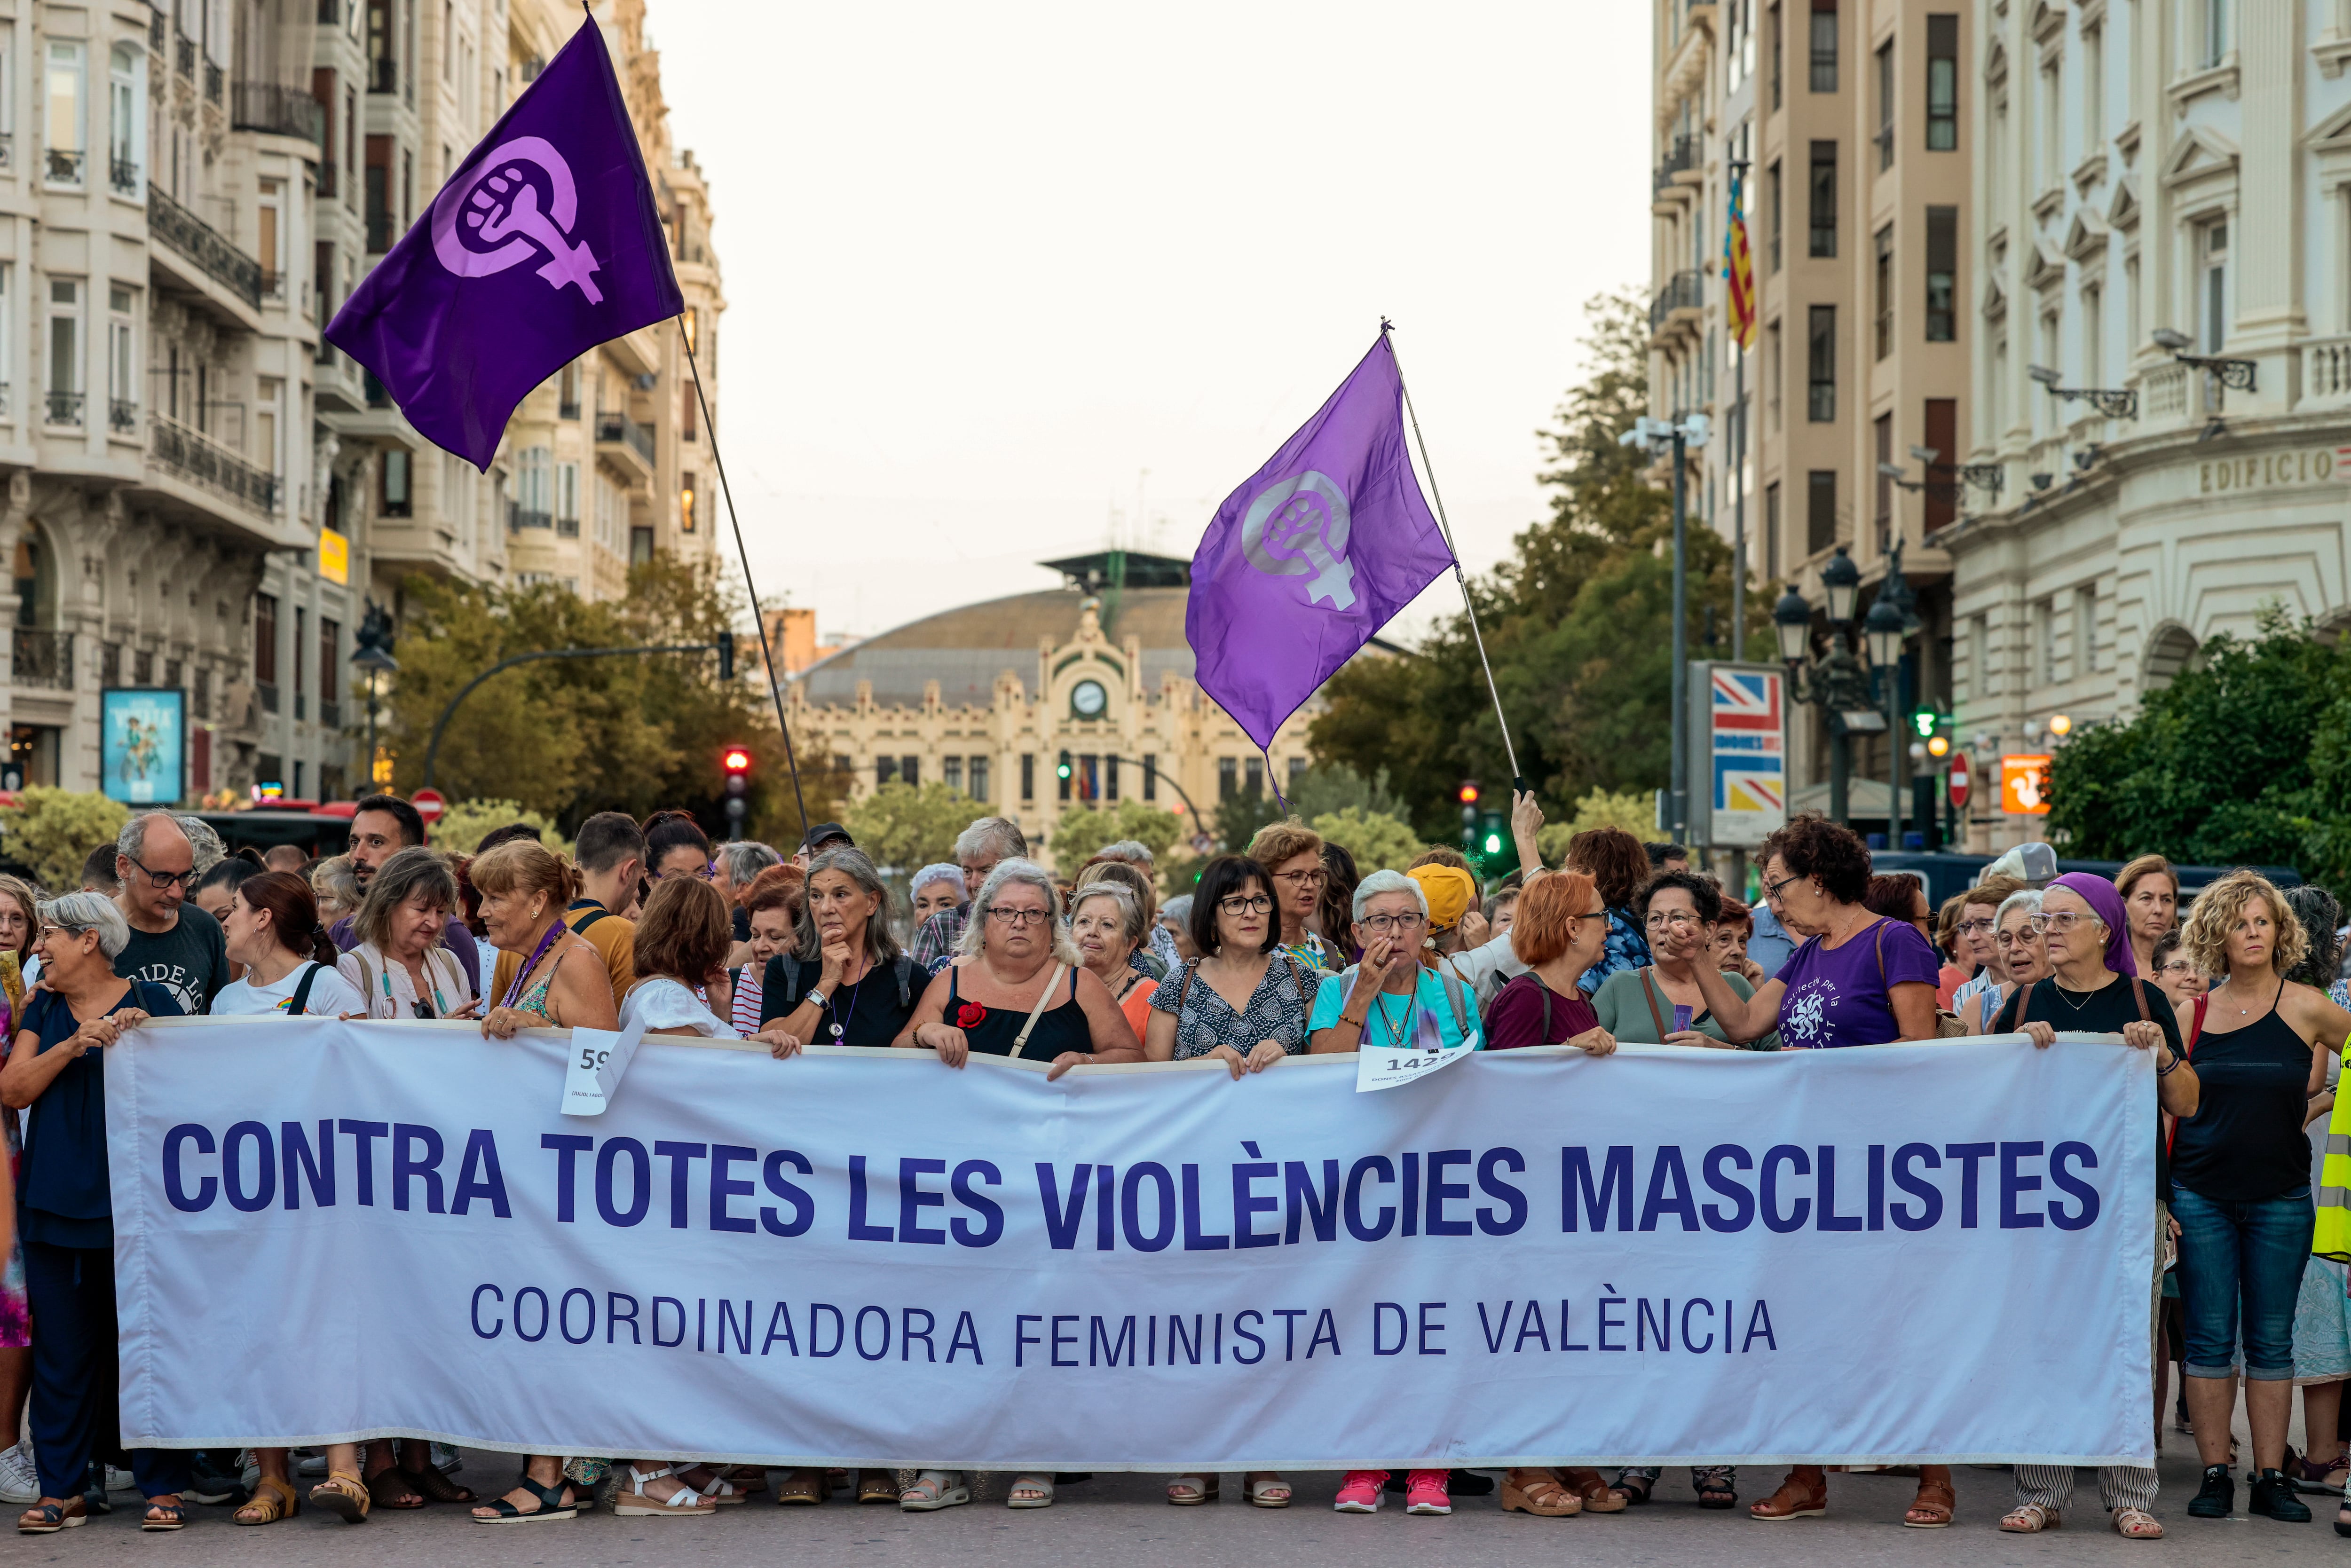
1591, 966, 1778, 1050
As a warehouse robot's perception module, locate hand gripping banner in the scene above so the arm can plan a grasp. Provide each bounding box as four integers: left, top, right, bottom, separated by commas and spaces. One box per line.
108, 1020, 2154, 1470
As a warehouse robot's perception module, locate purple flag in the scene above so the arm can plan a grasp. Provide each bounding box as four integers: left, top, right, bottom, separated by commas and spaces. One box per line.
1187, 333, 1457, 750
325, 20, 682, 470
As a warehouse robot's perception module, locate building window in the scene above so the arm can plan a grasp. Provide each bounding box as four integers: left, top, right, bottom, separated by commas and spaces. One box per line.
45, 280, 81, 427
365, 134, 392, 252
380, 448, 411, 517
2201, 0, 2229, 70
1807, 304, 1836, 420
900, 756, 918, 788
1767, 317, 1783, 430
1020, 752, 1034, 802
556, 461, 579, 534
108, 44, 142, 197
1874, 413, 1894, 552
107, 286, 134, 433
1218, 756, 1238, 801
254, 592, 279, 685
877, 756, 899, 789
293, 607, 307, 704
2082, 284, 2102, 386
1809, 0, 1838, 93
2125, 253, 2140, 352
1244, 756, 1264, 798
680, 474, 696, 534
2082, 23, 2103, 147
969, 756, 989, 801
1924, 398, 1956, 532
2199, 219, 2228, 353
1925, 206, 1957, 341
1104, 755, 1120, 802
630, 526, 654, 565
1764, 481, 1781, 580
366, 0, 395, 91
2039, 60, 2061, 190
320, 618, 340, 705
1873, 225, 1893, 358
1766, 159, 1782, 272
1875, 39, 1894, 170
943, 756, 963, 793
1807, 470, 1837, 554
1768, 2, 1783, 110
1142, 753, 1158, 801
1925, 14, 1957, 150
44, 42, 84, 189
1807, 141, 1837, 257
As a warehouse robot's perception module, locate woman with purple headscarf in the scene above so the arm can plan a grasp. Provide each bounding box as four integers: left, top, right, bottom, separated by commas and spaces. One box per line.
1988, 872, 2201, 1540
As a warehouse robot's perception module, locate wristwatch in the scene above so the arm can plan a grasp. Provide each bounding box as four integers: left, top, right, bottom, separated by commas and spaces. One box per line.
805, 987, 829, 1011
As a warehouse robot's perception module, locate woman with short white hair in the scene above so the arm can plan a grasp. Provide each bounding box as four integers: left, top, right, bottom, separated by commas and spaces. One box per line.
1071, 882, 1154, 1039
909, 864, 965, 926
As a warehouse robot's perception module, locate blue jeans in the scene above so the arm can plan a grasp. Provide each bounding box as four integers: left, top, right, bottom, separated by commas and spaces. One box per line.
2171, 1183, 2313, 1382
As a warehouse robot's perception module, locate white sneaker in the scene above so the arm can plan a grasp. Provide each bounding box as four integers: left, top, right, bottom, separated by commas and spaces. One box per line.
431, 1442, 462, 1474
0, 1445, 38, 1504
297, 1450, 328, 1477
106, 1465, 136, 1493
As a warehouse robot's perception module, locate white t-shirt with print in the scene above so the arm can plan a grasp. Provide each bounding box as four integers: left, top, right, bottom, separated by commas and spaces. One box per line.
211, 961, 368, 1018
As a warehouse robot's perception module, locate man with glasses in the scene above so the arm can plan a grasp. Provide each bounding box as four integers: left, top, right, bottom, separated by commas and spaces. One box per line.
912, 817, 1028, 972
326, 794, 481, 983
109, 812, 228, 1015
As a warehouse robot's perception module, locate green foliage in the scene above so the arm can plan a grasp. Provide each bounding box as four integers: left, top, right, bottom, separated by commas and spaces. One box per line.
0, 788, 130, 892
1536, 788, 1658, 865
384, 556, 846, 843
1214, 790, 1286, 854
1049, 800, 1185, 874
1290, 763, 1408, 822
429, 799, 569, 859
1309, 290, 1768, 837
2048, 610, 2346, 892
844, 782, 976, 871
1312, 806, 1419, 873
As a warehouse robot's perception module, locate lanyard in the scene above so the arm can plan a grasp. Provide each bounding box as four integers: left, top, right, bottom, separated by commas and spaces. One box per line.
827, 956, 867, 1042
381, 961, 447, 1017
1359, 976, 1419, 1049
500, 921, 565, 1012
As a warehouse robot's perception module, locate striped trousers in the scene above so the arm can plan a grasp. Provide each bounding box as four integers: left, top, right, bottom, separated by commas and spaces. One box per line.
2012, 1199, 2169, 1517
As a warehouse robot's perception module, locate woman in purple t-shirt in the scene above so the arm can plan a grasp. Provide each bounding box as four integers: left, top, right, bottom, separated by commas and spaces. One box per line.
1682, 813, 1948, 1528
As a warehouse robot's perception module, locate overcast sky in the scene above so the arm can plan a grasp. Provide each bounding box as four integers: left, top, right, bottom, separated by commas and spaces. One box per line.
655, 0, 1651, 648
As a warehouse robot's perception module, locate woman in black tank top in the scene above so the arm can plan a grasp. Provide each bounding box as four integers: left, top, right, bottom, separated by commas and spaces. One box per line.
2170, 872, 2351, 1524
940, 963, 1090, 1058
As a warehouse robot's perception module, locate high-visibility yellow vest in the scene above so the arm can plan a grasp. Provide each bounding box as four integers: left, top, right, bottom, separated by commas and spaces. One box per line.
2314, 1036, 2351, 1263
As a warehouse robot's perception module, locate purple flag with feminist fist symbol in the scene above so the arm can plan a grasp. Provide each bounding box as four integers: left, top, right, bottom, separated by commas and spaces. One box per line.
1188, 332, 1457, 750
325, 19, 681, 470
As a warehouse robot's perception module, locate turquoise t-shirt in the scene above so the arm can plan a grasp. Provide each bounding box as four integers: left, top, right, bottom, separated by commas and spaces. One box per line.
1309, 966, 1483, 1052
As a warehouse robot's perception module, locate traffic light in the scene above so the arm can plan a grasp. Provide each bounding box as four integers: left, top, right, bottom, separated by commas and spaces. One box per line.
1925, 734, 1952, 759
1457, 781, 1481, 806
1910, 704, 1938, 739
1458, 780, 1481, 851
1057, 750, 1073, 781
721, 744, 751, 840
716, 630, 735, 683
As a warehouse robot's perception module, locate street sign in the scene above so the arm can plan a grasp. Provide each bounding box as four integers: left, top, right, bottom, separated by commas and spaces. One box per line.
1685, 662, 1786, 848
2000, 755, 2051, 815
410, 787, 447, 826
1947, 752, 1971, 809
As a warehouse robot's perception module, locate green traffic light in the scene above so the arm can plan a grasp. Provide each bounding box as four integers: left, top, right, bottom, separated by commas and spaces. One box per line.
1910, 706, 1937, 739
1483, 833, 1502, 854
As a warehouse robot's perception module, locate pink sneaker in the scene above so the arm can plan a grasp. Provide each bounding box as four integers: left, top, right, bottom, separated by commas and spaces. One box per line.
1333, 1470, 1388, 1513
1404, 1469, 1452, 1515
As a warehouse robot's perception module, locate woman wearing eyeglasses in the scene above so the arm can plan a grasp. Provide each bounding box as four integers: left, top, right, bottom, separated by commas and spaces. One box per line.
1248, 821, 1336, 974
1985, 874, 2198, 1539
1964, 890, 2051, 1033
1591, 870, 1777, 1056
337, 848, 478, 1020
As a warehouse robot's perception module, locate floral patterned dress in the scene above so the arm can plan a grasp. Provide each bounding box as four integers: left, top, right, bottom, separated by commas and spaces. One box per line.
0, 952, 29, 1347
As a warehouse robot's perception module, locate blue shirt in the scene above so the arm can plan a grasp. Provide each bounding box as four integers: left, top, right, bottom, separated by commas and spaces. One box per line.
19, 980, 182, 1246
1580, 907, 1652, 997
1309, 966, 1483, 1052
1747, 901, 1797, 981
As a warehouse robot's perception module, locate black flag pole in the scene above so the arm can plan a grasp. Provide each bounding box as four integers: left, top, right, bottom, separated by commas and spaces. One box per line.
680, 322, 810, 835
1382, 321, 1523, 785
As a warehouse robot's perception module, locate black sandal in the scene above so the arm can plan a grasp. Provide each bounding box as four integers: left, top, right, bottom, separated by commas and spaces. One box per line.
1612, 1468, 1657, 1505
472, 1473, 579, 1525
2335, 1498, 2351, 1539
1694, 1466, 1737, 1509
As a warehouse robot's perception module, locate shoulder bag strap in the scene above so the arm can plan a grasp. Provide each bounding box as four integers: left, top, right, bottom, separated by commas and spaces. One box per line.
572, 907, 608, 934
1011, 964, 1069, 1058
2130, 975, 2150, 1024
1640, 969, 1672, 1041
1175, 958, 1197, 1017
1991, 981, 2029, 1036
1873, 917, 1887, 984
1436, 964, 1468, 1037
1539, 980, 1554, 1043
287, 962, 321, 1017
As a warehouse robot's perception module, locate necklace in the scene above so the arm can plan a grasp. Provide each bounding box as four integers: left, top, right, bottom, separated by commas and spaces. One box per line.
826, 951, 871, 1041
2049, 976, 2106, 1013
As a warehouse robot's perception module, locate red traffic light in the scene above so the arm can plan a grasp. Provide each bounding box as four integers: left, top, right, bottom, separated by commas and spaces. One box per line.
1457, 781, 1481, 805
721, 746, 752, 774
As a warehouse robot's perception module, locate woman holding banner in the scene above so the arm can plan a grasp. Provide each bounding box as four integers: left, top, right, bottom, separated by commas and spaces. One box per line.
1680, 815, 1950, 1526
469, 840, 619, 1524
2, 893, 186, 1533
757, 848, 921, 1053
1592, 870, 1776, 1056
2171, 872, 2350, 1524
1987, 874, 2196, 1539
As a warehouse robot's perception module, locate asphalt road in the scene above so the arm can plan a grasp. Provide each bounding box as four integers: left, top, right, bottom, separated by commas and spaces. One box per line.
2, 1424, 2344, 1568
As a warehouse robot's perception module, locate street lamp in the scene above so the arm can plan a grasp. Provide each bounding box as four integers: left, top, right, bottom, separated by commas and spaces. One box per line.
350, 599, 399, 795
2151, 326, 2257, 392
1773, 545, 1882, 827
2026, 362, 2139, 419
1862, 542, 1920, 851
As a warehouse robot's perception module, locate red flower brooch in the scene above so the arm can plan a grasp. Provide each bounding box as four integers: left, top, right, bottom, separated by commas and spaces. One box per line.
955, 1001, 988, 1029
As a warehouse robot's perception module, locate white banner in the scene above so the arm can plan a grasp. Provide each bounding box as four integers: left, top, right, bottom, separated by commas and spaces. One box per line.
108, 1019, 2154, 1470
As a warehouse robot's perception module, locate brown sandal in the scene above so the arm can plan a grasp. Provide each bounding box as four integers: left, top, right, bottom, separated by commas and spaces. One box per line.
234, 1476, 300, 1526
774, 1467, 825, 1505
1499, 1468, 1582, 1516
367, 1466, 426, 1510
405, 1464, 477, 1505
311, 1470, 371, 1525
1749, 1468, 1829, 1521
1903, 1478, 1956, 1529
1560, 1467, 1628, 1513
857, 1469, 899, 1504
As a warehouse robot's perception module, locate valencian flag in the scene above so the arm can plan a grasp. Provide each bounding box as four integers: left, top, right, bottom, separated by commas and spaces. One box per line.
1724, 168, 1758, 350
326, 19, 682, 469
1187, 331, 1456, 751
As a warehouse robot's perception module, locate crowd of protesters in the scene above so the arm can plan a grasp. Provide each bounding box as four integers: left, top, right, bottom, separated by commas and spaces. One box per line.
0, 789, 2346, 1536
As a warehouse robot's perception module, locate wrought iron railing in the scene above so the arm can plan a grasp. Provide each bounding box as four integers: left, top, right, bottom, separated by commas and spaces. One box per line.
258, 681, 280, 714
149, 414, 280, 515
149, 187, 264, 308
110, 156, 138, 195
1648, 269, 1704, 333
177, 39, 197, 79
1652, 134, 1697, 195
231, 81, 327, 143
11, 630, 72, 690
596, 412, 656, 465
320, 700, 342, 729
507, 504, 552, 532
557, 516, 580, 537
370, 57, 396, 95
43, 149, 83, 186
110, 399, 137, 435
205, 63, 223, 104
44, 391, 84, 426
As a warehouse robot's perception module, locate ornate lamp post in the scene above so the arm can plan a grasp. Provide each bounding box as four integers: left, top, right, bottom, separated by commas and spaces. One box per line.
350, 600, 398, 792
1862, 541, 1919, 850
1772, 545, 1882, 827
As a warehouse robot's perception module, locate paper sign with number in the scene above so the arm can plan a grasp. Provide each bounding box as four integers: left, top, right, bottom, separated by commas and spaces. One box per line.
1355, 1039, 1475, 1093
561, 1016, 649, 1115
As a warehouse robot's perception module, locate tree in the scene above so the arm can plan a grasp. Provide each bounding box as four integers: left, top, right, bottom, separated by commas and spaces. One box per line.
844, 782, 976, 871
1049, 800, 1184, 874
2048, 609, 2343, 886
429, 798, 569, 858
0, 788, 130, 892
1290, 763, 1408, 822
382, 556, 846, 843
1310, 290, 1767, 838
1312, 806, 1419, 873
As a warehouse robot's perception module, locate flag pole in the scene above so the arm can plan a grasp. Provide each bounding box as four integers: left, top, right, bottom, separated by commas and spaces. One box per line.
1383, 320, 1522, 781
680, 323, 811, 834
